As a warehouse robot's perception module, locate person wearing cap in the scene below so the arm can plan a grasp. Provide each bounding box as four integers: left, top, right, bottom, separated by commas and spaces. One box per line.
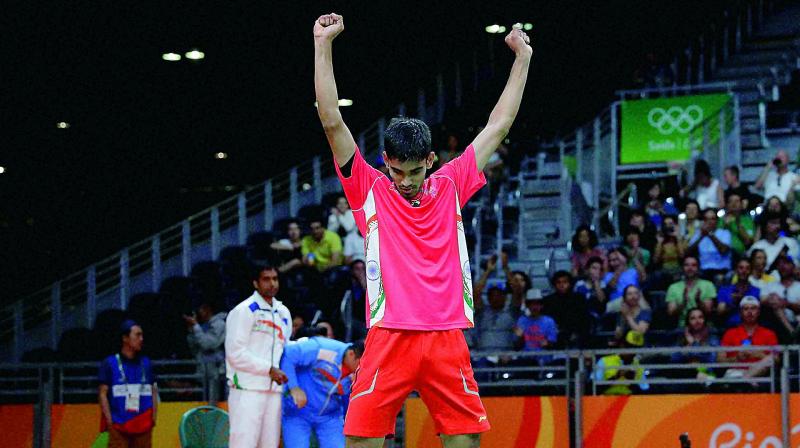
717, 258, 761, 328
513, 289, 558, 356
279, 337, 364, 448
759, 255, 800, 341
98, 320, 158, 448
720, 296, 778, 379
593, 330, 648, 395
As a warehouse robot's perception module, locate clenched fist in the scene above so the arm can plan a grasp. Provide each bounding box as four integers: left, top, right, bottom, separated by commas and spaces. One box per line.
505, 24, 532, 57
314, 13, 344, 41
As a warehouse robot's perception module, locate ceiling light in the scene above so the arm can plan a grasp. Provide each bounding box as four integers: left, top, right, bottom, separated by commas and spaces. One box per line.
214, 152, 228, 160
523, 23, 533, 31
185, 50, 205, 60
0, 166, 5, 174
338, 99, 353, 106
162, 53, 181, 61
56, 122, 70, 129
485, 24, 501, 34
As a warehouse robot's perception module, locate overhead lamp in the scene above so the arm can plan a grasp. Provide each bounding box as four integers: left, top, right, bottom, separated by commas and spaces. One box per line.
0, 166, 5, 174
162, 52, 181, 61
313, 99, 353, 107
56, 122, 70, 129
523, 23, 533, 31
185, 50, 205, 60
214, 152, 228, 160
485, 24, 501, 33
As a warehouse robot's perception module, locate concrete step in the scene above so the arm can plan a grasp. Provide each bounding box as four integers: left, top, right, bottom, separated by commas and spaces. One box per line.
744, 37, 800, 52
715, 64, 778, 79
740, 147, 775, 165
520, 196, 562, 209
742, 117, 762, 132
521, 179, 563, 195
741, 132, 763, 148
725, 49, 795, 67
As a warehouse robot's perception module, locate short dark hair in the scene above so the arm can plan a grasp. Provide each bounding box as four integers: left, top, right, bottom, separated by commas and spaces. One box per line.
349, 339, 366, 358
252, 264, 278, 281
685, 199, 700, 210
682, 255, 699, 265
572, 225, 599, 250
624, 227, 641, 238
511, 270, 532, 291
609, 247, 628, 259
585, 256, 604, 270
725, 165, 740, 178
384, 117, 432, 162
694, 159, 712, 178
550, 270, 572, 286
701, 208, 718, 218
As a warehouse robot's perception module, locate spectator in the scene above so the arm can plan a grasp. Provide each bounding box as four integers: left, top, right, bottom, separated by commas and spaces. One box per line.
614, 285, 651, 346
681, 159, 724, 210
225, 266, 292, 448
754, 149, 799, 204
473, 285, 517, 353
623, 228, 651, 272
679, 200, 702, 242
687, 208, 732, 279
291, 315, 307, 340
760, 255, 800, 341
342, 259, 368, 341
717, 258, 761, 328
594, 330, 648, 395
746, 248, 779, 291
301, 218, 343, 272
513, 289, 558, 353
543, 271, 591, 348
719, 193, 755, 258
343, 227, 365, 264
749, 212, 800, 269
98, 320, 158, 447
719, 296, 779, 379
723, 166, 753, 210
437, 132, 462, 166
671, 308, 719, 381
628, 210, 657, 253
603, 248, 641, 312
508, 267, 533, 312
666, 256, 716, 323
755, 196, 800, 240
328, 195, 357, 240
271, 220, 304, 273
184, 301, 227, 404
574, 256, 609, 320
643, 181, 679, 229
314, 321, 335, 339
653, 214, 685, 284
570, 225, 606, 278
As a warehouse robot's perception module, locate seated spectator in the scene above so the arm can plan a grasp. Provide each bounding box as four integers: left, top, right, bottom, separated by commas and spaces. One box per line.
629, 210, 657, 253
687, 208, 732, 280
328, 195, 357, 239
271, 219, 304, 273
719, 193, 755, 258
301, 218, 344, 272
343, 227, 365, 264
574, 256, 609, 321
719, 296, 779, 379
594, 330, 648, 395
666, 256, 716, 324
543, 271, 591, 348
570, 225, 606, 278
653, 214, 685, 284
473, 285, 517, 353
437, 132, 462, 166
754, 196, 800, 240
291, 315, 307, 340
342, 259, 367, 341
603, 248, 641, 312
623, 228, 651, 273
681, 159, 724, 210
314, 321, 335, 338
184, 300, 227, 403
613, 285, 651, 346
680, 200, 702, 242
749, 212, 800, 269
508, 267, 533, 313
643, 181, 679, 229
513, 289, 558, 354
717, 258, 761, 328
744, 248, 779, 290
671, 308, 719, 381
753, 149, 799, 204
723, 166, 753, 210
760, 255, 800, 341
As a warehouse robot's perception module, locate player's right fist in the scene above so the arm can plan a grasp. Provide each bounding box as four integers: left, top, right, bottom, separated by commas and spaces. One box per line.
314, 13, 344, 41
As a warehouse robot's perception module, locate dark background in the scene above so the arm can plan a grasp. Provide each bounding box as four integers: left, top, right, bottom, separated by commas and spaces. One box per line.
0, 1, 729, 302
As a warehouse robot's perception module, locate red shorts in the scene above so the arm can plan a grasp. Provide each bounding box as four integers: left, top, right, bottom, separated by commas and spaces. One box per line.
344, 327, 490, 438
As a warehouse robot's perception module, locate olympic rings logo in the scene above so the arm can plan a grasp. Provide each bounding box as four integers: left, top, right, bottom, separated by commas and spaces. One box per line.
647, 105, 703, 135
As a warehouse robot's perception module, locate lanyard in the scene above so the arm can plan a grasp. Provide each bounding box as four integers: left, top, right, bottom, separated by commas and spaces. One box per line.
115, 354, 147, 385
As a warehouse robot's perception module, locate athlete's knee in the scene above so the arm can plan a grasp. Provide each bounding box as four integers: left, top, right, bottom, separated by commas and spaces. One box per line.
345, 436, 386, 448
440, 433, 481, 448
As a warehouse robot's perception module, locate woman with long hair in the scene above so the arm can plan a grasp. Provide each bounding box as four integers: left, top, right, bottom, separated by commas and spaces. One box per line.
570, 225, 606, 277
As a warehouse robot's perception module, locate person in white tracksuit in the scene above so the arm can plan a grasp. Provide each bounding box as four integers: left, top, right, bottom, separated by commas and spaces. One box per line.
225, 265, 293, 448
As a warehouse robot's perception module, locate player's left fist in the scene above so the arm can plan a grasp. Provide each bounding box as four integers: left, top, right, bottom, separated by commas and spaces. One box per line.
505, 24, 532, 57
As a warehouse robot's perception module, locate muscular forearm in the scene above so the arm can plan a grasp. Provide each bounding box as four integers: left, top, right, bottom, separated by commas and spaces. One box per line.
488, 55, 531, 131
314, 40, 342, 128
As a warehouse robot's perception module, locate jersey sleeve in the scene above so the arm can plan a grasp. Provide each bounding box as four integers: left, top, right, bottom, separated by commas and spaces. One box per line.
280, 340, 320, 390
98, 358, 112, 385
436, 144, 487, 206
334, 145, 383, 211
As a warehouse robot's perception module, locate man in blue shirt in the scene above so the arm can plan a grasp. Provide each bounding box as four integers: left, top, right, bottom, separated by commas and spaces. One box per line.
98, 320, 157, 447
513, 289, 558, 353
280, 334, 364, 448
688, 208, 732, 280
717, 258, 760, 327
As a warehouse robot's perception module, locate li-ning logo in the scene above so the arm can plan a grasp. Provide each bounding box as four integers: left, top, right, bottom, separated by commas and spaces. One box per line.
647, 105, 703, 135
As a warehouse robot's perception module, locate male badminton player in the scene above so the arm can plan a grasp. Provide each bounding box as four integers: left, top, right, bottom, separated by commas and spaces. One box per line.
314, 13, 531, 448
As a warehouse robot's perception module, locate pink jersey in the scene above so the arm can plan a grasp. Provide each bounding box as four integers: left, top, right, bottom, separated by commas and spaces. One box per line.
334, 145, 486, 330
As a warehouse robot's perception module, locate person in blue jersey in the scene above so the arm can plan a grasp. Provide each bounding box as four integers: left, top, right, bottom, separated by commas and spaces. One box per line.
280, 330, 365, 448
98, 320, 157, 448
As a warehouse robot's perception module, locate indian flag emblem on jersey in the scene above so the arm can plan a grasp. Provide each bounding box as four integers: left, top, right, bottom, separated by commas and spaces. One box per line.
363, 190, 386, 326
455, 196, 474, 326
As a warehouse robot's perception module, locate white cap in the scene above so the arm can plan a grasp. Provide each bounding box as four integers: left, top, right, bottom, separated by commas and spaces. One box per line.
740, 296, 760, 307
525, 288, 543, 301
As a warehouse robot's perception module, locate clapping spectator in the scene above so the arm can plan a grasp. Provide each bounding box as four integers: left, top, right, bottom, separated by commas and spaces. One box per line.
719, 193, 755, 258
570, 225, 606, 278
759, 255, 800, 341
603, 248, 641, 312
687, 208, 732, 280
613, 285, 651, 346
671, 308, 719, 381
719, 296, 778, 380
666, 256, 716, 324
717, 258, 761, 328
749, 212, 800, 269
643, 181, 679, 229
301, 218, 343, 272
543, 271, 591, 348
754, 150, 799, 204
680, 200, 702, 242
653, 215, 685, 284
623, 228, 651, 273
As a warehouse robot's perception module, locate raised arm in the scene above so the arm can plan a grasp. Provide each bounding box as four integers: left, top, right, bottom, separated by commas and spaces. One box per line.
314, 13, 356, 167
471, 25, 532, 170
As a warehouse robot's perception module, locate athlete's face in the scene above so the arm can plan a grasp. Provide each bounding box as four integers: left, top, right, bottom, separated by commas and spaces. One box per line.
383, 152, 435, 199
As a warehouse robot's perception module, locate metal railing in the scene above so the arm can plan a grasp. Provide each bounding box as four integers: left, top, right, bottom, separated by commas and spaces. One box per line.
688, 94, 742, 179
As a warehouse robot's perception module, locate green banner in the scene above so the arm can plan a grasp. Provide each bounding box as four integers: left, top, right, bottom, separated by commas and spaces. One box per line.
620, 93, 731, 164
